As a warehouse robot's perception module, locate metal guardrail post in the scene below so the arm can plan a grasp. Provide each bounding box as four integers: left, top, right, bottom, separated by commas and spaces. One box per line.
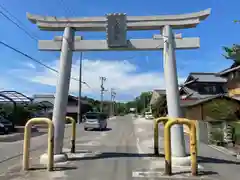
23, 118, 54, 171
66, 116, 76, 153
164, 118, 197, 176
153, 117, 169, 155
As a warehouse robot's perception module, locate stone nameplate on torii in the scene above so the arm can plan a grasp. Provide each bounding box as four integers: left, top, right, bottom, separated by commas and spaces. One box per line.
106, 13, 127, 48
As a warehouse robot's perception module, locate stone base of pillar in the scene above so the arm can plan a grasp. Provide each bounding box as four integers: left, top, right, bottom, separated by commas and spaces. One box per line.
40, 153, 68, 165
172, 156, 191, 166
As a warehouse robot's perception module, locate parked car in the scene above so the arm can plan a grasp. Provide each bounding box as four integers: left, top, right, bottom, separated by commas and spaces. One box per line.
0, 117, 16, 133
83, 112, 108, 131
145, 112, 153, 119
0, 122, 8, 134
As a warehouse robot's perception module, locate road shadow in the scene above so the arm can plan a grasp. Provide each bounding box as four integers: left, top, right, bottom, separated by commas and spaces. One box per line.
88, 128, 112, 132
29, 166, 77, 171
198, 156, 240, 165
68, 152, 159, 161
172, 170, 218, 176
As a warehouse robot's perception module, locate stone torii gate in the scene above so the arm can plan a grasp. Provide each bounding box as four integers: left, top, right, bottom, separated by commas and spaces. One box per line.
27, 9, 211, 163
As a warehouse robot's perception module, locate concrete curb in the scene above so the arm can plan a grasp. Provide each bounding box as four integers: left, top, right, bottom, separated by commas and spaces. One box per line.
208, 144, 237, 157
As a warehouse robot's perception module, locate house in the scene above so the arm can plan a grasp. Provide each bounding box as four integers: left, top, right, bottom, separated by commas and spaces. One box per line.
150, 89, 166, 106
216, 65, 240, 99
32, 94, 92, 121
150, 72, 227, 107
181, 94, 240, 121
179, 72, 227, 101
150, 72, 230, 118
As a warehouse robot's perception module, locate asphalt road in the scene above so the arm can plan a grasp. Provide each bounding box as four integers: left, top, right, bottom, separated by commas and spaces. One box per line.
0, 125, 73, 175
0, 115, 232, 180
63, 114, 151, 180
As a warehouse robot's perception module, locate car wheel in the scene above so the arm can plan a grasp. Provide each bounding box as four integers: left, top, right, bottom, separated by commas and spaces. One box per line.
84, 128, 88, 131
4, 128, 9, 134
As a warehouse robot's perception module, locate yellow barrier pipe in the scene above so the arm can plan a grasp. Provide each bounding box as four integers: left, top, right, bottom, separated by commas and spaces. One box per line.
154, 117, 169, 155
164, 119, 172, 175
66, 116, 76, 153
164, 118, 197, 176
23, 118, 54, 171
190, 122, 197, 176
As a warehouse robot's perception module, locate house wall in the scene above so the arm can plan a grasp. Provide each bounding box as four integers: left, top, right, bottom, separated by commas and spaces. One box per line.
150, 91, 161, 105
227, 78, 240, 97
184, 98, 240, 121
184, 106, 202, 120
32, 95, 55, 104
183, 98, 240, 136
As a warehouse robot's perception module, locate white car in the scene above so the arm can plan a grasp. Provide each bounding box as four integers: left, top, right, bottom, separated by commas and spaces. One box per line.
83, 112, 108, 131
145, 112, 153, 119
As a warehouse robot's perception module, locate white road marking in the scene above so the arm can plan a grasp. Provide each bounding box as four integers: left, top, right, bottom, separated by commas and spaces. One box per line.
76, 141, 100, 146
136, 127, 145, 133
67, 152, 89, 159
132, 171, 164, 177
49, 170, 67, 179
136, 138, 145, 154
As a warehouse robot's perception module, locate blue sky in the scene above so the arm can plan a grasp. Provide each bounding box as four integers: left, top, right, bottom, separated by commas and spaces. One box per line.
0, 0, 239, 101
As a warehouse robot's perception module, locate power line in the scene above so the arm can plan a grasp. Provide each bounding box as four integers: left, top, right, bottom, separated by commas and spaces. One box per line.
0, 40, 90, 86
0, 5, 91, 88
0, 5, 150, 64
0, 10, 38, 41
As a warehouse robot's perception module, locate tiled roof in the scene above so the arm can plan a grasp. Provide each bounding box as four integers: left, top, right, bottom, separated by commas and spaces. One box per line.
188, 72, 227, 83
180, 86, 214, 99
217, 65, 240, 77
153, 89, 166, 95
180, 94, 238, 107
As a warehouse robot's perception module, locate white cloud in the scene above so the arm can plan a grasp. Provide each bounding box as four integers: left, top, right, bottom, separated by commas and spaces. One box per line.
24, 62, 36, 69
15, 59, 186, 100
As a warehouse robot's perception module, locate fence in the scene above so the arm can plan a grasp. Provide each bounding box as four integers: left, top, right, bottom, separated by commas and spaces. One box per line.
197, 120, 240, 146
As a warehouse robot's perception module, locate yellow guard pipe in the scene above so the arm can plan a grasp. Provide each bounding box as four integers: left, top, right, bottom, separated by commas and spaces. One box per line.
164, 118, 197, 176
23, 118, 54, 171
153, 117, 169, 155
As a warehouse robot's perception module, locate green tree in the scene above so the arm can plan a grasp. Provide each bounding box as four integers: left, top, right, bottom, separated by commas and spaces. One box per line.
134, 91, 152, 113
204, 99, 240, 120
222, 44, 240, 67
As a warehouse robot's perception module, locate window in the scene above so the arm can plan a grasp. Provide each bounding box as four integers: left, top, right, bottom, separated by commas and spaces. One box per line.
205, 86, 217, 94
198, 84, 218, 94
85, 113, 98, 119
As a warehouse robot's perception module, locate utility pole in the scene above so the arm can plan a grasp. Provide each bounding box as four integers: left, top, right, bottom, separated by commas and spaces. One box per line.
77, 52, 83, 124
110, 88, 116, 116
100, 76, 107, 112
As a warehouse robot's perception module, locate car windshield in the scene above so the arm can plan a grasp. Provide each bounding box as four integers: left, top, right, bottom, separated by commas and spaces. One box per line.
145, 112, 151, 115
0, 118, 10, 123
85, 113, 99, 119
